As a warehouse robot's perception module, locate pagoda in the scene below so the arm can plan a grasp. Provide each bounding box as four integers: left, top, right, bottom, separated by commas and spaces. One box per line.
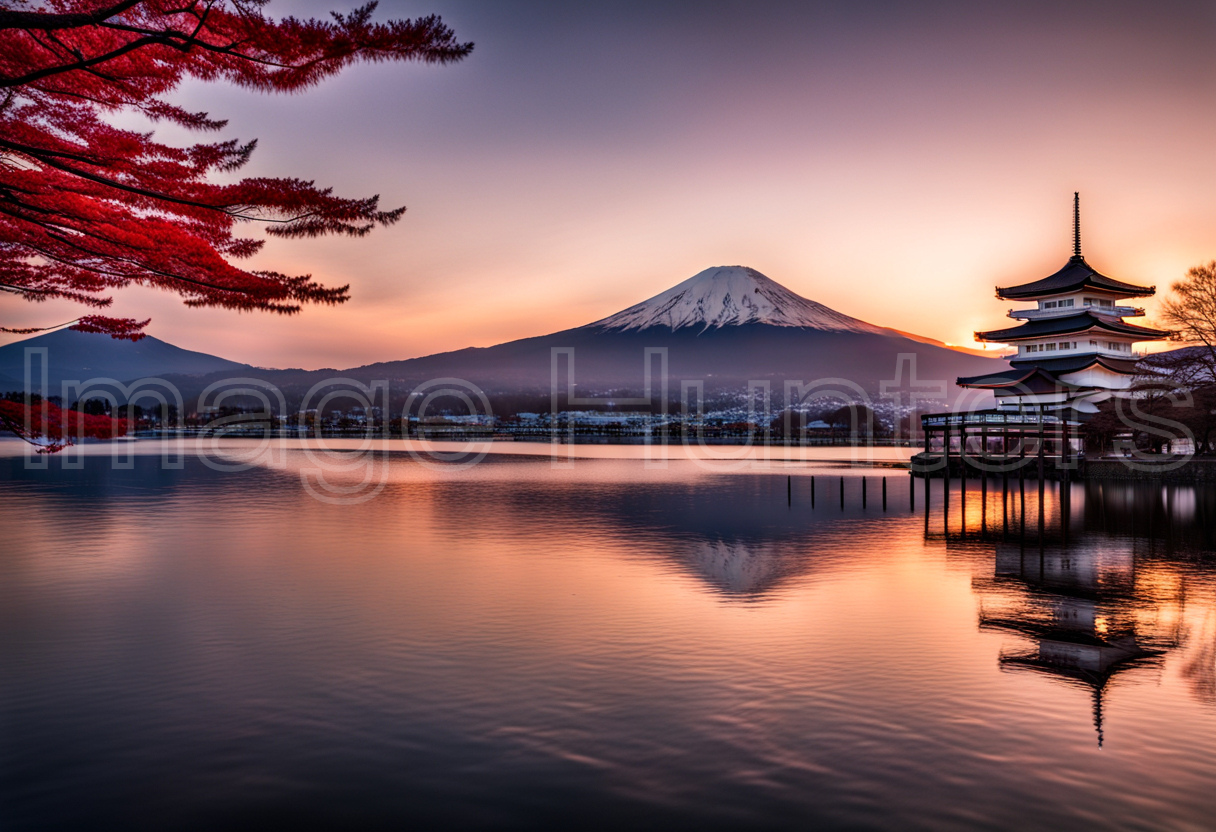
957, 194, 1169, 414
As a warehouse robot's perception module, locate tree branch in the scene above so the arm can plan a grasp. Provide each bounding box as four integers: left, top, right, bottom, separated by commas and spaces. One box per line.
0, 1, 144, 32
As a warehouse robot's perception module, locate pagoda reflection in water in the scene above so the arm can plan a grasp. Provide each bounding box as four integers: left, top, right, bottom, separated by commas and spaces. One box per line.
926, 478, 1210, 746
977, 544, 1175, 748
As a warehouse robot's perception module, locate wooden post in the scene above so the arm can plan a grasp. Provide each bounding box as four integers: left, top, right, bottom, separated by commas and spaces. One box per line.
943, 420, 951, 484
1166, 484, 1174, 555
883, 477, 888, 512
1037, 412, 1046, 483
1038, 475, 1046, 543
981, 470, 987, 536
811, 475, 815, 508
840, 476, 844, 509
863, 476, 868, 509
1020, 467, 1026, 537
1038, 414, 1046, 540
981, 419, 989, 478
1061, 477, 1070, 544
943, 453, 950, 536
960, 417, 967, 538
1002, 470, 1008, 539
961, 460, 967, 539
981, 414, 988, 536
1019, 422, 1027, 497
787, 475, 791, 506
959, 416, 967, 482
923, 475, 930, 535
943, 419, 952, 535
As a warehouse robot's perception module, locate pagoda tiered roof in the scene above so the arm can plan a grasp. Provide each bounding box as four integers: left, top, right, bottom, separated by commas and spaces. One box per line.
957, 352, 1142, 389
955, 365, 1079, 392
1007, 353, 1141, 373
996, 255, 1155, 301
956, 194, 1170, 404
975, 310, 1168, 343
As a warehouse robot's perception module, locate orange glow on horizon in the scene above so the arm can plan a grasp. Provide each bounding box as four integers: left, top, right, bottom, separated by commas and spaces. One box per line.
2, 4, 1214, 369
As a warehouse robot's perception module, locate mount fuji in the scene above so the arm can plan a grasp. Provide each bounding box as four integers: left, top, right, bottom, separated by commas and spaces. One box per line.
354, 265, 1004, 399
591, 266, 886, 333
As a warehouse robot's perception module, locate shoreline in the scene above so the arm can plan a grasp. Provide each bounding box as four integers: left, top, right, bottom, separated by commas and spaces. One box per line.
911, 451, 1214, 483
0, 434, 916, 466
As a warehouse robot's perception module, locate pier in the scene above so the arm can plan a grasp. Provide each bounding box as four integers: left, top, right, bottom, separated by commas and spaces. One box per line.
912, 410, 1083, 480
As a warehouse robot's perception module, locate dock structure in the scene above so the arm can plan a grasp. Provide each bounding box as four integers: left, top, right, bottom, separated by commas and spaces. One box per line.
913, 410, 1083, 479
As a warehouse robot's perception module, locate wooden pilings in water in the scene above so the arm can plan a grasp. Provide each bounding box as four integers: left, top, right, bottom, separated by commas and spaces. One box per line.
916, 469, 1068, 546
791, 474, 920, 514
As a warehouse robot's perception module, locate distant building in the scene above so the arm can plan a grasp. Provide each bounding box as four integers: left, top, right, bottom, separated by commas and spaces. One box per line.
918, 195, 1171, 469
957, 193, 1168, 414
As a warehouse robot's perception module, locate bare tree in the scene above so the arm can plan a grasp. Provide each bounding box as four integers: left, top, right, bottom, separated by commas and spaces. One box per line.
1157, 261, 1216, 385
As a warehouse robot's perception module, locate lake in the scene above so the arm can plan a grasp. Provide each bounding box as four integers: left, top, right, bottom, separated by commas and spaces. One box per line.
2, 438, 1215, 830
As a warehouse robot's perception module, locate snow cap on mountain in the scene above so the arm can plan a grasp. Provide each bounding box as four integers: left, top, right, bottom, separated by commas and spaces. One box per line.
589, 266, 886, 333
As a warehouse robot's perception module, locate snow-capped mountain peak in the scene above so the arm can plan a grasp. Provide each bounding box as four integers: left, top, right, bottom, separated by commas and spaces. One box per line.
589, 266, 887, 333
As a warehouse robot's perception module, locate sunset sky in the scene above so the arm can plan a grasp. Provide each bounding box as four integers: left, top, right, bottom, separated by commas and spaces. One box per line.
5, 0, 1216, 369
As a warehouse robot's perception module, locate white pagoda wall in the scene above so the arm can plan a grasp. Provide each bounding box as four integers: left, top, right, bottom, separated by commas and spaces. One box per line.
1059, 366, 1135, 390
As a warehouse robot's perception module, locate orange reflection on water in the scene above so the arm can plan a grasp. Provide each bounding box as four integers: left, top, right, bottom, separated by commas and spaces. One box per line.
4, 447, 1216, 827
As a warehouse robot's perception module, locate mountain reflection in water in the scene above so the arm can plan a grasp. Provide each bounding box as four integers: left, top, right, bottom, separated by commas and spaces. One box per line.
3, 445, 1216, 830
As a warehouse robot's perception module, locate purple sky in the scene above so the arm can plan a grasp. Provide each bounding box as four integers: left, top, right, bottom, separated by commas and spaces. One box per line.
5, 0, 1216, 368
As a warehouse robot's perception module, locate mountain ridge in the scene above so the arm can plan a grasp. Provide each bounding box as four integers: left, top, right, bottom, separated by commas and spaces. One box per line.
0, 329, 251, 393
1, 265, 1006, 402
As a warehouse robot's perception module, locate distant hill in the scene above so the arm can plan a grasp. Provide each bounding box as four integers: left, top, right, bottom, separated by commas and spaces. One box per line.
0, 329, 251, 395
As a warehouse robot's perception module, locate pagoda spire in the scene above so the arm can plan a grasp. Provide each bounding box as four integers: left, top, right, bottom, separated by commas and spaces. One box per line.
1093, 682, 1105, 749
1073, 191, 1081, 259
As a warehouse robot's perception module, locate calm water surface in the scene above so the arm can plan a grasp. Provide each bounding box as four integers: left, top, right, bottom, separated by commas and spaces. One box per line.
2, 439, 1216, 830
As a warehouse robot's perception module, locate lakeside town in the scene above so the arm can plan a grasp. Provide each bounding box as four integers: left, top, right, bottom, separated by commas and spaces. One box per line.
29, 395, 931, 444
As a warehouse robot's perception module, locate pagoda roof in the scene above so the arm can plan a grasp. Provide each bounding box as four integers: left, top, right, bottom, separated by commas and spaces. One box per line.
956, 365, 1077, 393
1008, 353, 1142, 375
976, 310, 1168, 343
956, 352, 1141, 389
996, 195, 1153, 300
996, 255, 1155, 301
980, 617, 1132, 646
999, 645, 1160, 683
